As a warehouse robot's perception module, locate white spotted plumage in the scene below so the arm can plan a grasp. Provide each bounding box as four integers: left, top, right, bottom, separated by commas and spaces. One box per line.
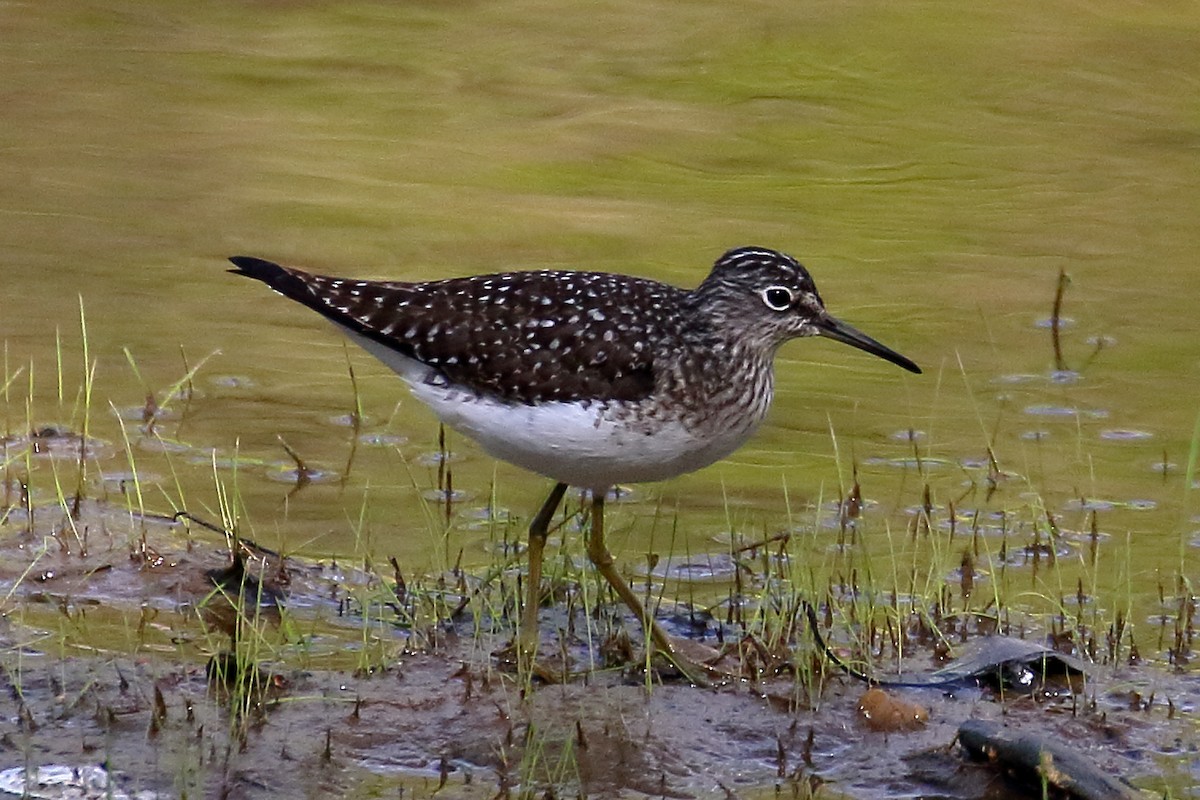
228, 247, 920, 492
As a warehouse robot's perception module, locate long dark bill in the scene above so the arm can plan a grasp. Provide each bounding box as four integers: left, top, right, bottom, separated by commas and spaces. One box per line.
816, 316, 921, 374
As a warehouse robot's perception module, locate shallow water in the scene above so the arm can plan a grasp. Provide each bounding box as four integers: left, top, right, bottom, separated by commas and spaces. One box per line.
2, 0, 1198, 793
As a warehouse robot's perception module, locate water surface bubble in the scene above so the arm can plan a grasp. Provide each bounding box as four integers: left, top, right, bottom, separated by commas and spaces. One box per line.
328, 413, 369, 427
1099, 429, 1153, 441
821, 498, 881, 514
99, 470, 162, 488
358, 432, 408, 447
994, 373, 1042, 384
116, 404, 178, 423
959, 456, 992, 470
482, 538, 524, 556
1062, 497, 1156, 512
211, 375, 255, 389
266, 465, 340, 484
946, 564, 990, 585
420, 488, 473, 503
185, 451, 267, 470
1063, 498, 1116, 512
462, 505, 510, 525
135, 436, 192, 454
415, 450, 461, 467
862, 456, 953, 470
1060, 527, 1111, 543
1012, 541, 1075, 563
636, 552, 738, 582
1024, 404, 1108, 419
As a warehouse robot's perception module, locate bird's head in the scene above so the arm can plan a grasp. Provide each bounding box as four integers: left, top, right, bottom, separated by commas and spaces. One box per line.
692, 246, 921, 374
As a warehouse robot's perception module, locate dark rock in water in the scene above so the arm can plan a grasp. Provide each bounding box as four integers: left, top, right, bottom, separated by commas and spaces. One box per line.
806, 601, 1088, 692
958, 719, 1143, 800
923, 635, 1088, 692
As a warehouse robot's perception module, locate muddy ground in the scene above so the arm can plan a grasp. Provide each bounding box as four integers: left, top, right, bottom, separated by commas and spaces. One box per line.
0, 500, 1194, 799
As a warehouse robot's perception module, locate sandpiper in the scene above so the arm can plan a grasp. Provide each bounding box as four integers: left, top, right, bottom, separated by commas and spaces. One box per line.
229, 247, 920, 672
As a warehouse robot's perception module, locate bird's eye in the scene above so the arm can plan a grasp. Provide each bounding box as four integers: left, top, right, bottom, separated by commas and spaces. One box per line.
761, 286, 793, 311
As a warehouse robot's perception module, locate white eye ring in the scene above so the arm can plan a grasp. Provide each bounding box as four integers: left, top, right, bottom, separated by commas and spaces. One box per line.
760, 285, 793, 311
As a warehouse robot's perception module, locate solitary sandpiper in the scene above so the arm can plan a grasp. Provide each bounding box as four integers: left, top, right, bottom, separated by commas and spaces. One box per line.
229, 247, 920, 672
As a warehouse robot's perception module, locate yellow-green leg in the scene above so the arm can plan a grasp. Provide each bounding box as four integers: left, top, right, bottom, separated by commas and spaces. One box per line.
585, 493, 707, 685
518, 481, 568, 657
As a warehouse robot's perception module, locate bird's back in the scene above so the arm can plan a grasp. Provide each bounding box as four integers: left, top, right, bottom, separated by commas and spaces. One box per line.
230, 256, 704, 407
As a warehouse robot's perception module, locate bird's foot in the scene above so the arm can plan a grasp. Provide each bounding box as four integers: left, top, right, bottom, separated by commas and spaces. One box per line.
648, 636, 721, 688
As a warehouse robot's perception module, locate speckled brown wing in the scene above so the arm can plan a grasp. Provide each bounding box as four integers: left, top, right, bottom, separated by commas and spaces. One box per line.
228, 256, 686, 405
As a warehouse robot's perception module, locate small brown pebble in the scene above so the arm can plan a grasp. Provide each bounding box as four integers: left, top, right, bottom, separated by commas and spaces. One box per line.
856, 688, 929, 732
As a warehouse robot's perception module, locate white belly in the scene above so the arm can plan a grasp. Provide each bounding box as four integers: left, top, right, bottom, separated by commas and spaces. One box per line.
347, 331, 760, 491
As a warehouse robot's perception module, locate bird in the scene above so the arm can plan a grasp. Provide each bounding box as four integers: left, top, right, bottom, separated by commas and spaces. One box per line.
228, 246, 920, 676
